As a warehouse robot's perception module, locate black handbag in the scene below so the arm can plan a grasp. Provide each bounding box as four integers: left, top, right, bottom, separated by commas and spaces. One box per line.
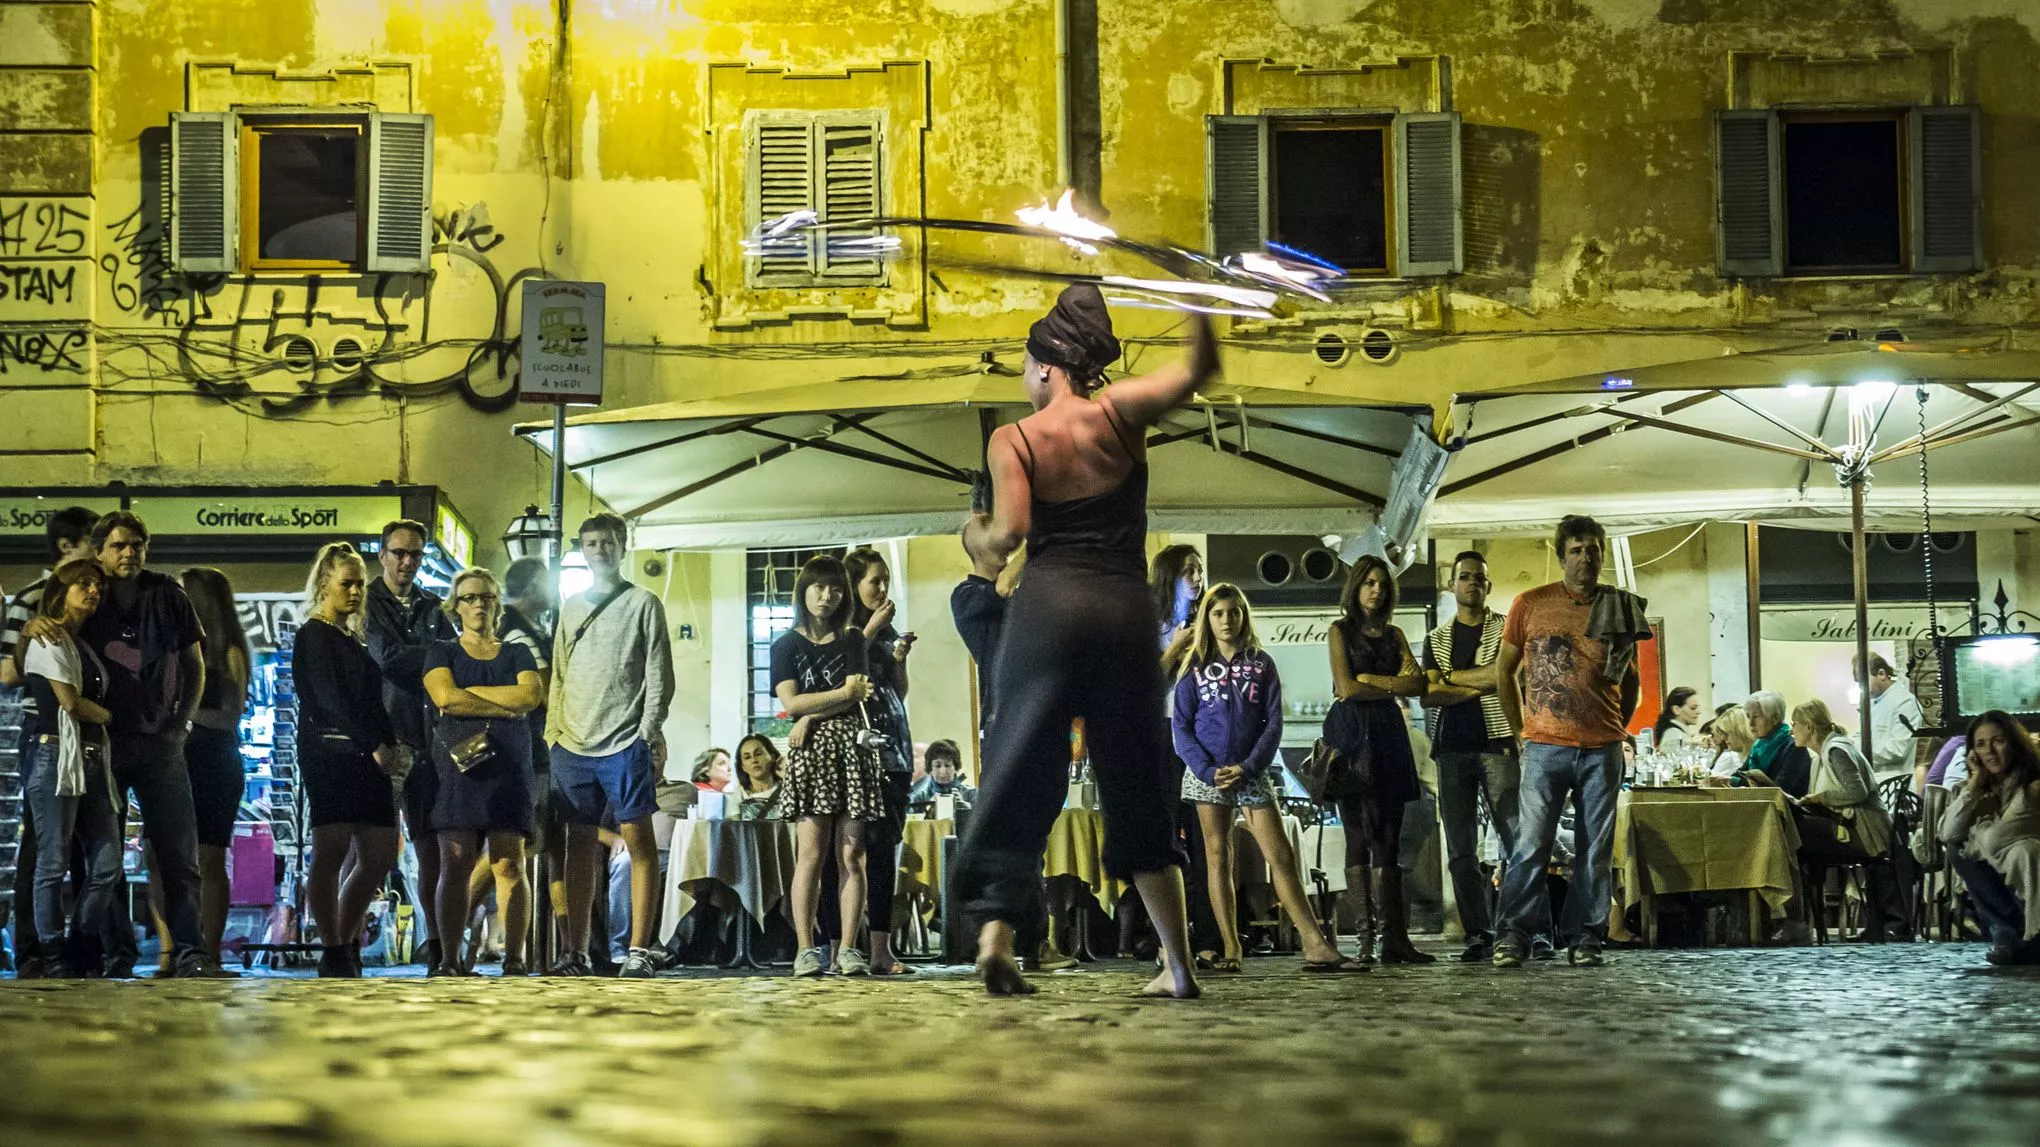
1317, 698, 1375, 796
1294, 739, 1345, 803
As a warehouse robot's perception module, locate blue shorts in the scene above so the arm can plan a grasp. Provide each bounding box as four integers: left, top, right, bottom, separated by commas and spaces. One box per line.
549, 741, 657, 826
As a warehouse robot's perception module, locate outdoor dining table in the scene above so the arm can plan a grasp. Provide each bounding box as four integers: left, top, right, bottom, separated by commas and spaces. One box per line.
1613, 786, 1802, 946
658, 816, 798, 968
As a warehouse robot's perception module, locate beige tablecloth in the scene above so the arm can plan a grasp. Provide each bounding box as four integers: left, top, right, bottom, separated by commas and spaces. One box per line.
1614, 788, 1802, 919
658, 818, 797, 941
898, 817, 954, 903
1044, 807, 1129, 916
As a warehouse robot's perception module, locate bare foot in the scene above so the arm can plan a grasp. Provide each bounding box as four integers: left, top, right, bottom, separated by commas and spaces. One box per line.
1141, 966, 1201, 1000
977, 955, 1038, 996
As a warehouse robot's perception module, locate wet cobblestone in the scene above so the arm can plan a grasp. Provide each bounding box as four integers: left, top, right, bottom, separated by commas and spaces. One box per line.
2, 944, 2037, 1146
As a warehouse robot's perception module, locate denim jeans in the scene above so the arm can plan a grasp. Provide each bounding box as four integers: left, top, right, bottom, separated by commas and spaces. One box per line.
1496, 741, 1622, 950
1435, 747, 1522, 941
20, 740, 123, 954
108, 732, 205, 968
1955, 855, 2025, 947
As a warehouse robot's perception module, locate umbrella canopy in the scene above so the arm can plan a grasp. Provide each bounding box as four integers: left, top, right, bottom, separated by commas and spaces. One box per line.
517, 375, 1431, 549
1434, 374, 2040, 536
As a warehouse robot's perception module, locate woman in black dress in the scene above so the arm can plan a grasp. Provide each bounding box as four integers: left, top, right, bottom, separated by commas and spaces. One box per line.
178, 566, 250, 968
953, 284, 1220, 998
423, 567, 544, 976
1324, 554, 1433, 965
293, 542, 404, 978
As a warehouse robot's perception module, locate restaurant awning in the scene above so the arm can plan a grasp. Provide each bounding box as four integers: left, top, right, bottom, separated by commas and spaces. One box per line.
516, 375, 1432, 549
1433, 367, 2040, 537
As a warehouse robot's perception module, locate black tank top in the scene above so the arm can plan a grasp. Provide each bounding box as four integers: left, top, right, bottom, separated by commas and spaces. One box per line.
1013, 400, 1147, 577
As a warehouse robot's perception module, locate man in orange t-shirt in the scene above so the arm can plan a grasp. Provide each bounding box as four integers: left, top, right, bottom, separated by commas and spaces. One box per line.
1490, 515, 1640, 970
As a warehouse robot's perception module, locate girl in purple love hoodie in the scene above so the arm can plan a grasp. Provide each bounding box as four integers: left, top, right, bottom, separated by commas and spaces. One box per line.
1171, 584, 1366, 975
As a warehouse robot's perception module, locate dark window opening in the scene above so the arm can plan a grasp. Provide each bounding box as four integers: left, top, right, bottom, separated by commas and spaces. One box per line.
253, 126, 362, 264
1783, 117, 1903, 273
1272, 124, 1389, 274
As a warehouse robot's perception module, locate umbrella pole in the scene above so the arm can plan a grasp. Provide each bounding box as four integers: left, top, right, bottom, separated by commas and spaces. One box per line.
1851, 475, 1873, 761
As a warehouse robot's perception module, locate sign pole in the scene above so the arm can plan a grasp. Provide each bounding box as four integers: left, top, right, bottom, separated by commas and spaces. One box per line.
1852, 475, 1874, 763
550, 403, 567, 569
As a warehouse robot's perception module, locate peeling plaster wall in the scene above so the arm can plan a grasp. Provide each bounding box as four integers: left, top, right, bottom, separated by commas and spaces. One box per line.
5, 1, 2040, 551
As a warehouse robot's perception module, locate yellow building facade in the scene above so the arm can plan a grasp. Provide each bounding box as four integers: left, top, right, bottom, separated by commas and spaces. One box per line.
4, 0, 2038, 765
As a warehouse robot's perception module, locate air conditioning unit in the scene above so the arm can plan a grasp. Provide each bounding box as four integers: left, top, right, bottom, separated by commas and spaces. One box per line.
1207, 534, 1350, 608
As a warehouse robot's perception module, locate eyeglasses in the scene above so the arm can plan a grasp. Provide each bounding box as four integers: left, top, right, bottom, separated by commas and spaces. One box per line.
385, 548, 424, 563
458, 593, 500, 605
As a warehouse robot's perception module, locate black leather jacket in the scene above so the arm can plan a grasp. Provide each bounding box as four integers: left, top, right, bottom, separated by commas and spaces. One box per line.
364, 577, 452, 748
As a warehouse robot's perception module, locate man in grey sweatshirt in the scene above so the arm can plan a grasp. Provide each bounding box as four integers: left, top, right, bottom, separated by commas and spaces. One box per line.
546, 513, 675, 978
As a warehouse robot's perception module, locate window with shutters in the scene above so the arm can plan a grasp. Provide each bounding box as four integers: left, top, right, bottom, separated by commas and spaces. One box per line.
744, 111, 886, 289
1715, 106, 1981, 277
1207, 112, 1461, 279
168, 110, 435, 275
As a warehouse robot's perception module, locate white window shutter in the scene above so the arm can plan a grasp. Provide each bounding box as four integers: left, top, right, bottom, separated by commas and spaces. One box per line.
1206, 115, 1267, 256
1715, 110, 1781, 277
1396, 111, 1462, 276
748, 114, 818, 286
366, 112, 434, 273
1909, 105, 1982, 274
170, 111, 238, 273
816, 115, 884, 282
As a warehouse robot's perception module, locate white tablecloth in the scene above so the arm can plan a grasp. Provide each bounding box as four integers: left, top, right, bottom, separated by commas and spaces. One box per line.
1295, 824, 1349, 894
658, 818, 797, 942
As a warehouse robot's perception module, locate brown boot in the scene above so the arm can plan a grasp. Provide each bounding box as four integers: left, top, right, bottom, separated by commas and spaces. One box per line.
1345, 865, 1377, 967
1376, 866, 1436, 965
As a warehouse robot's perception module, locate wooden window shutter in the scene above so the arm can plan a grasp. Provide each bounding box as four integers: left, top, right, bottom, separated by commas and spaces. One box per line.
1206, 115, 1267, 255
1715, 110, 1781, 277
169, 112, 238, 273
1909, 106, 1982, 274
365, 113, 434, 273
816, 114, 884, 282
748, 115, 819, 286
1396, 112, 1462, 276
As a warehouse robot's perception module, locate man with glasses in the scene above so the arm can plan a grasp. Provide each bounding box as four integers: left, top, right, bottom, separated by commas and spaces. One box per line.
363, 518, 454, 970
1421, 551, 1522, 964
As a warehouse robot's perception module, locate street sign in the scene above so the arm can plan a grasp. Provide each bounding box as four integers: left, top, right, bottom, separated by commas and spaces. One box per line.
519, 280, 604, 405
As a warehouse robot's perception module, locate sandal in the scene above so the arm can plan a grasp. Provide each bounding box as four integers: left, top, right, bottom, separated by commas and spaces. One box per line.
870, 961, 915, 976
1210, 958, 1244, 974
1302, 958, 1370, 974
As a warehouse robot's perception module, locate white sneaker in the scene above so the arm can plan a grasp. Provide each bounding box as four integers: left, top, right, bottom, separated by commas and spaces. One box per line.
792, 946, 827, 978
835, 947, 872, 976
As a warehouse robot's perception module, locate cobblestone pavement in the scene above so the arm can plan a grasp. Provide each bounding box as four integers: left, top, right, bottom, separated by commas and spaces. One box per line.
1, 943, 2036, 1147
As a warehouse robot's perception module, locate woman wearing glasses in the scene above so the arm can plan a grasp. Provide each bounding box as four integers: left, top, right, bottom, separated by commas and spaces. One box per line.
423, 567, 544, 976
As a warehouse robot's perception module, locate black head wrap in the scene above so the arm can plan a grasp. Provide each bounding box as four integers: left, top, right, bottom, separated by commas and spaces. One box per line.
1025, 283, 1121, 385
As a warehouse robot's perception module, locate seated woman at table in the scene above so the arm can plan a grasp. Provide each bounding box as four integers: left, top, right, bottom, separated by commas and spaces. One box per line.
1653, 687, 1701, 753
1732, 691, 1811, 797
734, 733, 787, 822
1786, 700, 1906, 934
692, 748, 735, 793
1174, 583, 1365, 974
1706, 706, 1755, 777
1939, 711, 2040, 965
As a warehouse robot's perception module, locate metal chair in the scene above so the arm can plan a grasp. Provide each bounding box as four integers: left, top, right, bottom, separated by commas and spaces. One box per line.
1803, 780, 1920, 944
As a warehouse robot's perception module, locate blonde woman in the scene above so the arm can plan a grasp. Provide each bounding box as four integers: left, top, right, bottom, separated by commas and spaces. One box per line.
1788, 699, 1907, 941
1707, 707, 1755, 778
293, 542, 404, 978
1173, 584, 1365, 974
423, 568, 544, 976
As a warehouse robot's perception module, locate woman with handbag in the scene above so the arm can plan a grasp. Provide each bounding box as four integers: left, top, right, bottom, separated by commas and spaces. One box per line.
1323, 554, 1432, 965
1173, 583, 1365, 974
14, 558, 121, 978
774, 553, 884, 978
293, 542, 405, 978
423, 568, 544, 976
